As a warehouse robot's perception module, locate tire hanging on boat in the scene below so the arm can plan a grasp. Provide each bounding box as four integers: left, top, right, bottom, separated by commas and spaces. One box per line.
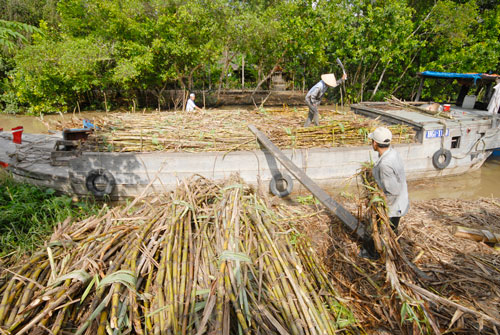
432, 149, 452, 170
85, 168, 116, 197
269, 173, 293, 197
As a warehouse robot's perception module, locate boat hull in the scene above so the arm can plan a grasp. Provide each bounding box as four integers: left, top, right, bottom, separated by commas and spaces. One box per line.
0, 133, 490, 199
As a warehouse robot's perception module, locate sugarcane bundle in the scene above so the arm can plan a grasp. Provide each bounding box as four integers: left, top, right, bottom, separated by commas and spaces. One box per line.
0, 176, 359, 335
49, 108, 415, 153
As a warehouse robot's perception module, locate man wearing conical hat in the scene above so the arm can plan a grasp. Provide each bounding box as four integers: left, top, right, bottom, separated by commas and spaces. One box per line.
304, 73, 347, 127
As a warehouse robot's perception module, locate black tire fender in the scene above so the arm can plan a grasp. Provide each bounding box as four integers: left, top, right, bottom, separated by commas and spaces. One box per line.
85, 169, 116, 197
269, 174, 293, 198
432, 149, 452, 170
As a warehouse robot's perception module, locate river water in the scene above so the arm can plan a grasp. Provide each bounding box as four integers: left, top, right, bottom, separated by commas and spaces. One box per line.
408, 156, 500, 201
1, 112, 499, 201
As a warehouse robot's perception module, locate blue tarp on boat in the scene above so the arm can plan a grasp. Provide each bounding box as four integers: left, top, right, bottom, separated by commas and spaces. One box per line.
420, 71, 483, 81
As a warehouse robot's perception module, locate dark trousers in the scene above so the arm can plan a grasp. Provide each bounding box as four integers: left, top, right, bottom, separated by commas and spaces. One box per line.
304, 100, 319, 127
390, 217, 401, 232
362, 216, 401, 258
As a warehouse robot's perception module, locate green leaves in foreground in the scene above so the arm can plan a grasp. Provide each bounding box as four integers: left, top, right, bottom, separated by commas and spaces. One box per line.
0, 172, 101, 256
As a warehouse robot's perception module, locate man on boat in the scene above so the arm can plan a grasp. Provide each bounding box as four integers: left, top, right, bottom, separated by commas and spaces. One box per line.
304, 73, 347, 127
186, 93, 202, 112
369, 127, 409, 233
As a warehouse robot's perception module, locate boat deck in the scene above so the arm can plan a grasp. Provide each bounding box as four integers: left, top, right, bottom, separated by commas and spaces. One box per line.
352, 102, 499, 148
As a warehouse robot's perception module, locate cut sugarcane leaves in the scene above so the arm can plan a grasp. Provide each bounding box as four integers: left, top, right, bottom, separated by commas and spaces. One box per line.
49, 108, 415, 153
97, 270, 137, 291
219, 251, 252, 264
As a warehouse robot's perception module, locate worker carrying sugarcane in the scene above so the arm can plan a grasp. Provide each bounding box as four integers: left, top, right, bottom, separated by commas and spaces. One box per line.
304, 73, 347, 127
368, 127, 409, 233
185, 93, 202, 112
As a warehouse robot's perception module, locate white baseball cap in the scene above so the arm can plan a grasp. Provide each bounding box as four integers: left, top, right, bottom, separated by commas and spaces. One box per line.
368, 127, 392, 144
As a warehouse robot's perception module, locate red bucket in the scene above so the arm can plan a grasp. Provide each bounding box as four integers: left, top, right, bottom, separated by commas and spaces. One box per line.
12, 126, 23, 144
443, 104, 451, 112
0, 161, 8, 168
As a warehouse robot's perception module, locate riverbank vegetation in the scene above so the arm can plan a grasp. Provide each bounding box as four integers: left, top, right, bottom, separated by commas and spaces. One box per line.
1, 0, 499, 115
0, 171, 102, 257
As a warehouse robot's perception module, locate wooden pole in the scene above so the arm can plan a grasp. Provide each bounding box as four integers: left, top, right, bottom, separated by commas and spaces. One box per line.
248, 125, 366, 241
415, 77, 425, 101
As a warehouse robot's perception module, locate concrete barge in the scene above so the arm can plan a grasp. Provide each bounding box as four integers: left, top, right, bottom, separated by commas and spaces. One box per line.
1, 101, 499, 199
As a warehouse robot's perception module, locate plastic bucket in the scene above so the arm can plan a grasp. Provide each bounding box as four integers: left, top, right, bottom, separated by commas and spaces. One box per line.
443, 104, 451, 112
12, 126, 23, 144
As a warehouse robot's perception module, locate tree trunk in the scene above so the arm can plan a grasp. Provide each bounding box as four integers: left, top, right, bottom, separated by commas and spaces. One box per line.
217, 48, 229, 97
251, 51, 286, 97
353, 56, 363, 87
302, 64, 305, 92
188, 64, 202, 91
241, 55, 245, 90
371, 61, 390, 99
217, 48, 236, 99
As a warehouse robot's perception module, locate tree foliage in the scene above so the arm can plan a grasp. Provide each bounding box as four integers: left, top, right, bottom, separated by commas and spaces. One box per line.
0, 0, 499, 114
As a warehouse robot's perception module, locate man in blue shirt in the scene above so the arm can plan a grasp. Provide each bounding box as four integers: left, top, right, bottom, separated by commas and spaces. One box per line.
304, 73, 346, 127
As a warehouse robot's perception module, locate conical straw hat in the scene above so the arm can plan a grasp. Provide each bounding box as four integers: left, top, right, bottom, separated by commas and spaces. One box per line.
321, 73, 337, 87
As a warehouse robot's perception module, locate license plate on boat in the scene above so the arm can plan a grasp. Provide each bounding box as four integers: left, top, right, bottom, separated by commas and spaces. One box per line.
425, 129, 450, 138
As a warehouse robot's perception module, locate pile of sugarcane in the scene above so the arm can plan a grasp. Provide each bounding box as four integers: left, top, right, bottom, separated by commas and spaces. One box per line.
351, 166, 500, 333
50, 108, 415, 152
0, 176, 358, 334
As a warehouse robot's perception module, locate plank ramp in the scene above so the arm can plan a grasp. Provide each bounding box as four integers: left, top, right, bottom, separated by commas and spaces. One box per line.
248, 124, 366, 240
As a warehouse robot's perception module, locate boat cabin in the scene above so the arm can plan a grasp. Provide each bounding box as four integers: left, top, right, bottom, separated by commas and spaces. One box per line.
415, 71, 500, 116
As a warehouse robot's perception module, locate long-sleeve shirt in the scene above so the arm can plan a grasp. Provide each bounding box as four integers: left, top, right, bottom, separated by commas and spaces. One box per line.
372, 147, 409, 217
305, 80, 328, 106
305, 78, 345, 106
186, 99, 197, 112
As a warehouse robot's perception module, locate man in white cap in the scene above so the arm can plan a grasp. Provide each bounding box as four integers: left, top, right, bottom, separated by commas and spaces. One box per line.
304, 73, 347, 127
185, 93, 202, 112
368, 126, 409, 232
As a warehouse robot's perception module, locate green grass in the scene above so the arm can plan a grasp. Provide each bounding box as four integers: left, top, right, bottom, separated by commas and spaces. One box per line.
0, 171, 102, 257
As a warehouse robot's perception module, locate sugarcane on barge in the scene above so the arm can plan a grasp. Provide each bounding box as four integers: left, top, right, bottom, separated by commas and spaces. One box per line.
1, 72, 499, 199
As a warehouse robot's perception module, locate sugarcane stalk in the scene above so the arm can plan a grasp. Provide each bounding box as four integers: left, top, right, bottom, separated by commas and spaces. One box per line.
14, 282, 82, 335
110, 283, 121, 329
97, 309, 108, 335
143, 267, 154, 333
